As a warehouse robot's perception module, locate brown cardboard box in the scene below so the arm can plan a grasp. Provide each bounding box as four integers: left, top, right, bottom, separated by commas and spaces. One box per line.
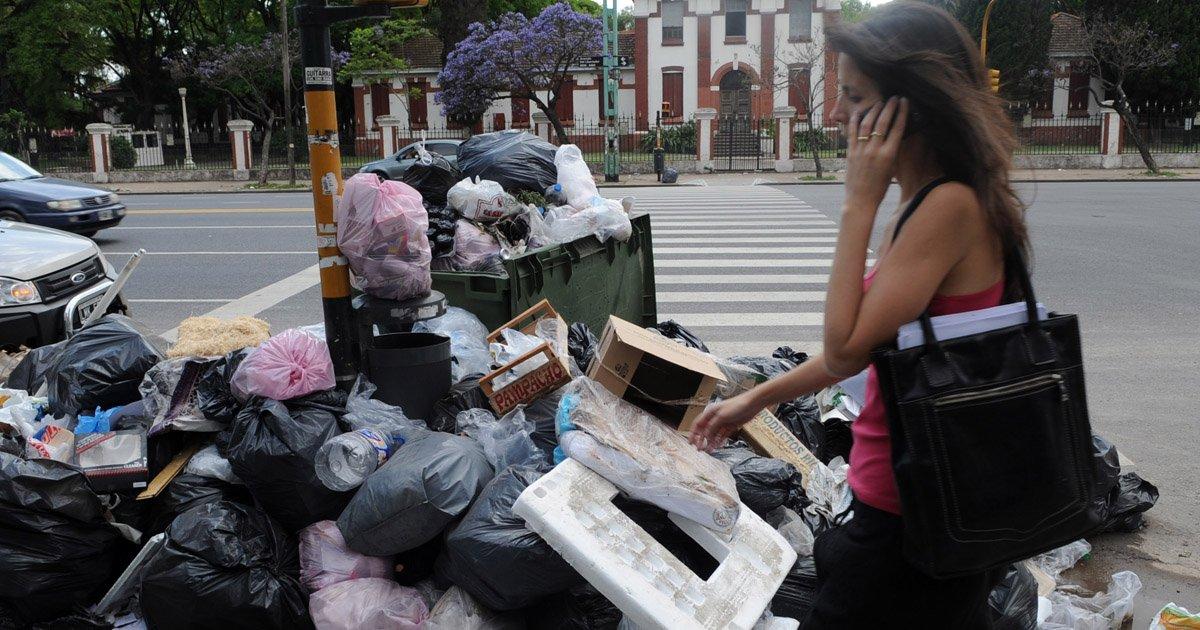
740, 409, 821, 482
587, 315, 726, 431
480, 300, 572, 415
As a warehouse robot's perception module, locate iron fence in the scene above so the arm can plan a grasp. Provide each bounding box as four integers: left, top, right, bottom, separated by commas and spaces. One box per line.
1005, 104, 1104, 155
1120, 103, 1200, 154
5, 128, 92, 173
791, 123, 845, 159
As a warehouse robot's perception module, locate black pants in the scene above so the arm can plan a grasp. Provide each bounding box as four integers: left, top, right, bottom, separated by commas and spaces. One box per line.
801, 499, 999, 630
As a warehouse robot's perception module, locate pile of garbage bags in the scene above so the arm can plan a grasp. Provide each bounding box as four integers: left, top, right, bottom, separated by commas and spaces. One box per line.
0, 299, 1164, 628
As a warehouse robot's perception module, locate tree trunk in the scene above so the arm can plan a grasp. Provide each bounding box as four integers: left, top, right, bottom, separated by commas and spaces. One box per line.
281, 0, 296, 186
548, 114, 570, 145
808, 119, 824, 179
1112, 97, 1158, 174
258, 118, 274, 186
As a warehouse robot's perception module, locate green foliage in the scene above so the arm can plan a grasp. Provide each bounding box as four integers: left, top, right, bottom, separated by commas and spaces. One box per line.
0, 1, 105, 127
110, 136, 137, 170
794, 127, 830, 153
640, 120, 697, 154
840, 0, 873, 23
489, 0, 600, 18
516, 190, 547, 206
0, 110, 27, 153
618, 7, 635, 30
339, 18, 429, 84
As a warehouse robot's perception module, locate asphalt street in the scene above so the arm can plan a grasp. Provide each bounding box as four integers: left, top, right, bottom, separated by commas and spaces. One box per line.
100, 181, 1200, 620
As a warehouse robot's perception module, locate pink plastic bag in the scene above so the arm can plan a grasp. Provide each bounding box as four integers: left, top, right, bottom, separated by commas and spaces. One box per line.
309, 578, 429, 630
337, 173, 432, 301
299, 520, 393, 593
231, 328, 335, 401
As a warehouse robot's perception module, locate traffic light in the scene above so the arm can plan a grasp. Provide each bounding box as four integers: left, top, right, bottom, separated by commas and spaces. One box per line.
661, 101, 672, 117
353, 0, 429, 6
988, 68, 1001, 94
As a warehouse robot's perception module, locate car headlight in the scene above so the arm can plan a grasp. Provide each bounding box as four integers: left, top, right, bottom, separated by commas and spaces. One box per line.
48, 199, 85, 211
109, 193, 121, 203
0, 277, 41, 306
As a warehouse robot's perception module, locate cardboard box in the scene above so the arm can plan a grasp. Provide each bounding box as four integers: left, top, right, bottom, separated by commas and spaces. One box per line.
480, 300, 572, 415
587, 315, 726, 431
739, 409, 821, 482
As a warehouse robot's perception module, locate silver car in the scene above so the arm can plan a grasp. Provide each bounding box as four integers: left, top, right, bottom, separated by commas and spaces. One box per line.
357, 140, 463, 180
0, 220, 126, 348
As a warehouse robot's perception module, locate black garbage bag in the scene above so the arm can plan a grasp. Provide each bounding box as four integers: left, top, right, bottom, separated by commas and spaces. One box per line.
1101, 472, 1159, 533
147, 472, 252, 535
568, 322, 599, 374
195, 349, 250, 425
710, 446, 805, 517
776, 394, 827, 462
456, 130, 558, 194
649, 320, 710, 353
139, 500, 313, 630
770, 556, 818, 620
772, 346, 810, 368
435, 464, 582, 611
47, 315, 164, 416
0, 453, 125, 624
221, 390, 352, 532
402, 150, 461, 206
987, 563, 1038, 630
822, 418, 854, 464
523, 392, 562, 463
430, 376, 490, 433
426, 204, 458, 259
525, 583, 622, 630
337, 432, 493, 556
5, 340, 64, 393
395, 536, 444, 586
725, 355, 795, 381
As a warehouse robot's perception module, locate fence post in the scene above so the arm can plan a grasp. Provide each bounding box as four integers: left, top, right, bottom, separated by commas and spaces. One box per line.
376, 115, 401, 157
773, 106, 796, 172
694, 108, 717, 171
228, 119, 254, 180
531, 112, 550, 142
1099, 102, 1123, 169
85, 123, 113, 184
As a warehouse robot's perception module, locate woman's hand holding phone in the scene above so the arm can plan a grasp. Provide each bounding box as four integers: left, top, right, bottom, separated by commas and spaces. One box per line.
844, 96, 910, 216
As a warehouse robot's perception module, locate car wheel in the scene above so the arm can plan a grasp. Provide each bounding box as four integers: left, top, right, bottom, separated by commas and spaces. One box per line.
0, 209, 24, 222
372, 170, 389, 181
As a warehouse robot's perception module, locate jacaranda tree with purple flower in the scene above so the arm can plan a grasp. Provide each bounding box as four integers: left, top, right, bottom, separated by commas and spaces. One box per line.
437, 2, 602, 143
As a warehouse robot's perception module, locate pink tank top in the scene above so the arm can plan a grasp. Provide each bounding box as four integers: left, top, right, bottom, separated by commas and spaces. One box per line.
847, 268, 1005, 514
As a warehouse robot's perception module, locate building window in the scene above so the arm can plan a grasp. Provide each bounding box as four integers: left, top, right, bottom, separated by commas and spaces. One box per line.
662, 0, 684, 43
512, 97, 530, 127
726, 0, 747, 39
407, 82, 427, 128
662, 71, 683, 119
788, 0, 813, 41
788, 67, 811, 117
1067, 70, 1090, 114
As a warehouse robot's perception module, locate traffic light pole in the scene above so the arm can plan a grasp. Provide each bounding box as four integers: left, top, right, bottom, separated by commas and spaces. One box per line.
296, 1, 390, 391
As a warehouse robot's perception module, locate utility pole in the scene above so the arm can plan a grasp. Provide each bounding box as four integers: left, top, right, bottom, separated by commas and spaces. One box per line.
282, 0, 296, 186
296, 0, 425, 390
601, 0, 620, 182
980, 0, 1001, 93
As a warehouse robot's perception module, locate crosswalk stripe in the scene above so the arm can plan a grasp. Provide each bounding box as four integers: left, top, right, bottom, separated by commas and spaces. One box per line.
657, 291, 827, 302
656, 273, 831, 284
655, 312, 825, 327
654, 246, 836, 254
657, 259, 872, 269
704, 340, 822, 357
655, 237, 838, 244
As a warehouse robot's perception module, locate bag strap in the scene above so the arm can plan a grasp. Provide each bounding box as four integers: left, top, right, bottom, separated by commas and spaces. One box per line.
891, 175, 952, 242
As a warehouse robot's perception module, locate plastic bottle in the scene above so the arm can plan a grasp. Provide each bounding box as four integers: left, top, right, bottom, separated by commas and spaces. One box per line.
314, 428, 403, 492
544, 183, 567, 206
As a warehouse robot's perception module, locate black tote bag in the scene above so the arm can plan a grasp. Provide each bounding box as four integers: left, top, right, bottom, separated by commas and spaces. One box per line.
870, 182, 1105, 578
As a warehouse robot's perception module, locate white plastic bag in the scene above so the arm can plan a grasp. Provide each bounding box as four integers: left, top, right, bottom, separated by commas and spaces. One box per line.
413, 307, 492, 382
309, 577, 428, 630
448, 177, 522, 222
1033, 539, 1092, 581
1039, 570, 1141, 630
337, 173, 432, 301
804, 456, 854, 530
456, 407, 542, 472
554, 144, 600, 210
542, 203, 632, 244
425, 586, 523, 630
489, 328, 548, 388
183, 443, 241, 484
343, 378, 430, 440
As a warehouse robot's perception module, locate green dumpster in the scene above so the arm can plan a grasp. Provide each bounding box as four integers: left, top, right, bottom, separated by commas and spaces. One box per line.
431, 212, 657, 335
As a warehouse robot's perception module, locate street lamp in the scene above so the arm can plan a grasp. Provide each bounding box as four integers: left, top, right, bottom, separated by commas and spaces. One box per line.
178, 87, 196, 169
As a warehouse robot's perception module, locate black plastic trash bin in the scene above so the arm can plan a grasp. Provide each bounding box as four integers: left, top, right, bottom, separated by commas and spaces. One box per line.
366, 332, 452, 421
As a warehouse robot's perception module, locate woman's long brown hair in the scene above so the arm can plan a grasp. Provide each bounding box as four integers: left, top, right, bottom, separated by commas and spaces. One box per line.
829, 1, 1031, 298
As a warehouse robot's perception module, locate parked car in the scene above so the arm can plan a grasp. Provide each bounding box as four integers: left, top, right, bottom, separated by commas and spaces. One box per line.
0, 220, 127, 349
0, 151, 127, 237
358, 140, 463, 180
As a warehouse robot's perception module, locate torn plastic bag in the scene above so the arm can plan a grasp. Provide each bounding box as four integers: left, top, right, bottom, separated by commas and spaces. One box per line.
456, 130, 558, 195
402, 145, 461, 206
1102, 472, 1159, 533
194, 349, 250, 424
1041, 571, 1141, 630
772, 347, 810, 368
711, 446, 806, 518
765, 507, 815, 557
146, 472, 251, 535
556, 376, 740, 535
769, 556, 817, 621
555, 144, 601, 210
541, 204, 632, 244
343, 378, 429, 438
222, 390, 353, 532
337, 431, 493, 556
448, 177, 523, 222
430, 376, 490, 433
337, 174, 432, 301
568, 322, 598, 374
299, 520, 393, 593
988, 563, 1038, 630
1150, 603, 1200, 630
0, 453, 125, 624
457, 408, 542, 472
230, 328, 335, 402
435, 464, 582, 610
310, 578, 429, 630
47, 315, 165, 417
490, 327, 549, 388
426, 586, 525, 630
139, 500, 312, 630
649, 320, 709, 353
140, 357, 223, 435
4, 340, 65, 395
413, 307, 493, 383
183, 443, 241, 484
525, 582, 622, 630
802, 457, 853, 536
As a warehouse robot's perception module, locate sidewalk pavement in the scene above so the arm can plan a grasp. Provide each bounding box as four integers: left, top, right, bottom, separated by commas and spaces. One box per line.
99, 168, 1200, 194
